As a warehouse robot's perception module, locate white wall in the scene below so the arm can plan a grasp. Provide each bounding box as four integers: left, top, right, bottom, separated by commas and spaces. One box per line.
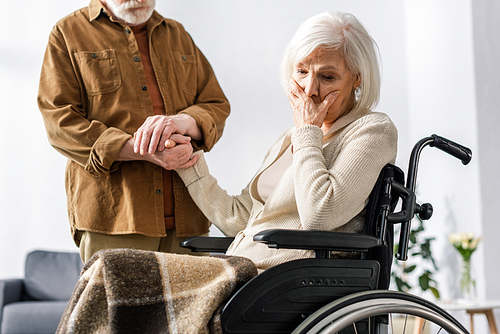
404, 0, 483, 296
0, 2, 494, 331
471, 0, 500, 330
403, 0, 486, 331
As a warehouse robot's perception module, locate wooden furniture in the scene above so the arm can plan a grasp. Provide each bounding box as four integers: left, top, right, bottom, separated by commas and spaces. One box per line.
413, 300, 500, 334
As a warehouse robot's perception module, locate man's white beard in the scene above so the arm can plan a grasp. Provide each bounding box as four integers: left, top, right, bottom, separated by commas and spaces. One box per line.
105, 0, 156, 25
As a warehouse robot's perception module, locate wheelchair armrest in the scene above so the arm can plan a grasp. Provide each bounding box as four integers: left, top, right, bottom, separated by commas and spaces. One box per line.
253, 229, 381, 253
179, 236, 235, 253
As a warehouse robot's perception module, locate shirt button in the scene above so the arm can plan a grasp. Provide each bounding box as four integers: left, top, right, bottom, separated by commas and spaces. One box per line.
142, 86, 148, 91
134, 56, 140, 62
181, 56, 187, 61
125, 28, 131, 34
156, 189, 162, 195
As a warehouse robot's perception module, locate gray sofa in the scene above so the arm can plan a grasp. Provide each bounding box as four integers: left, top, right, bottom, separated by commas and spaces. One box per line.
0, 250, 83, 334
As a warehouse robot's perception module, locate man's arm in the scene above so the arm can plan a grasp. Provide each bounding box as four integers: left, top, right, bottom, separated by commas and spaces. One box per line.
38, 26, 132, 176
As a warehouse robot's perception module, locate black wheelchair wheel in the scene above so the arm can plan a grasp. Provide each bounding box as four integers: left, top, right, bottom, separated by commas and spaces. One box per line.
292, 290, 469, 334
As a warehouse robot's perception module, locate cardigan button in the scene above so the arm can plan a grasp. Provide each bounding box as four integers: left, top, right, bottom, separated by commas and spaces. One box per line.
125, 28, 131, 34
134, 56, 140, 62
142, 86, 148, 91
156, 189, 162, 195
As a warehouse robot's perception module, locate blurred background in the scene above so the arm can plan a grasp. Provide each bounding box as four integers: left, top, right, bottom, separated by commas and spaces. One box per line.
1, 0, 498, 331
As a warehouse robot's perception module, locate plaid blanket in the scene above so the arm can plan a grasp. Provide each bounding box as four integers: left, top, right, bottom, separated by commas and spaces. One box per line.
56, 249, 257, 334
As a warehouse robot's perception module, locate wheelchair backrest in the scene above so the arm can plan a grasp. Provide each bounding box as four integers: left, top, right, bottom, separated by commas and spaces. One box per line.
362, 163, 405, 290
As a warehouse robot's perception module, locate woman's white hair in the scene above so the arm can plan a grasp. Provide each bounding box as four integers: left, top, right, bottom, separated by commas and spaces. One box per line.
280, 12, 381, 112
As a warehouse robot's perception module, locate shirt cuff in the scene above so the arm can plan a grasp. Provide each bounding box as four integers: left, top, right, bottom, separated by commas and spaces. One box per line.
85, 127, 132, 177
179, 106, 218, 151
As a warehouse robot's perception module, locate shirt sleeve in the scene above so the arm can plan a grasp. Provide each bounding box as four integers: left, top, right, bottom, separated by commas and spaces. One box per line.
37, 26, 131, 177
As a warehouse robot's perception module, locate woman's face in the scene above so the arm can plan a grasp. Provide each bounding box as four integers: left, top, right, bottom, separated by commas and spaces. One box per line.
292, 47, 360, 129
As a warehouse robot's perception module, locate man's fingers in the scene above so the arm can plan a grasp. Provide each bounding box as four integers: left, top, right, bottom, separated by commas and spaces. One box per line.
148, 125, 164, 154
160, 141, 193, 167
133, 131, 142, 154
177, 154, 200, 169
139, 128, 155, 155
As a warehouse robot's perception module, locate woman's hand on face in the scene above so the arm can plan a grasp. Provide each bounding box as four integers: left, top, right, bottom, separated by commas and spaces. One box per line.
288, 79, 339, 128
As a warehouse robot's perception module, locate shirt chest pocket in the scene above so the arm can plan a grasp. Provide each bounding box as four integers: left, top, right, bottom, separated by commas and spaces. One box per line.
74, 49, 122, 96
170, 52, 196, 96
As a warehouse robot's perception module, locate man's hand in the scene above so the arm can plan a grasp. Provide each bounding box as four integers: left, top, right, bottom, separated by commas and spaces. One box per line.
118, 135, 199, 170
134, 114, 203, 155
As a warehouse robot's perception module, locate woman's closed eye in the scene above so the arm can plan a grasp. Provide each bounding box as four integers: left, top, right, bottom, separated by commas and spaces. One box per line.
296, 68, 308, 75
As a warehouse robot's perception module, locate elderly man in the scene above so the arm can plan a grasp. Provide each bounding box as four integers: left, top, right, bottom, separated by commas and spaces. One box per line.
38, 0, 230, 263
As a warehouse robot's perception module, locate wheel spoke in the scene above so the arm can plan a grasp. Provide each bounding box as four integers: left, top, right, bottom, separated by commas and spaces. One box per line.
419, 318, 426, 334
292, 291, 469, 334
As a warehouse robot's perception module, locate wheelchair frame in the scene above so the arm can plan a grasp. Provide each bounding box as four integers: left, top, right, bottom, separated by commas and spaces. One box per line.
181, 134, 473, 334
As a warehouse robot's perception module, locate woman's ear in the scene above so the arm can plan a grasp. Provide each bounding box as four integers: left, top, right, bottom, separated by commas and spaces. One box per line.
354, 73, 361, 89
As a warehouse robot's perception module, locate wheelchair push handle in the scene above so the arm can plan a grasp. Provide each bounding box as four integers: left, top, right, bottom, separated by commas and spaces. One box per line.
396, 134, 472, 261
430, 134, 472, 165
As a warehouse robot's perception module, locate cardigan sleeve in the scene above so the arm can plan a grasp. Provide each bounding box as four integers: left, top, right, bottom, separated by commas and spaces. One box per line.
175, 151, 253, 237
291, 113, 398, 231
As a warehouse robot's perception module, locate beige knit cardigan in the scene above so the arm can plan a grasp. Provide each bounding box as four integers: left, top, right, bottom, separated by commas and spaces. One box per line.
176, 107, 398, 271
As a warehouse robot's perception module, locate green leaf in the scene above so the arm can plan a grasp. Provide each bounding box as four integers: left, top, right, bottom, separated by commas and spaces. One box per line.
394, 276, 411, 292
403, 265, 417, 273
429, 286, 440, 299
421, 241, 432, 258
419, 273, 430, 290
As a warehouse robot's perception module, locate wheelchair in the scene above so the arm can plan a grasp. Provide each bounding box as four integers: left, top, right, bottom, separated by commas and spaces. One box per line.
181, 134, 473, 334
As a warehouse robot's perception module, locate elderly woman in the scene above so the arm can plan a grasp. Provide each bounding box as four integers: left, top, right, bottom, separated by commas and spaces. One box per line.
173, 11, 398, 272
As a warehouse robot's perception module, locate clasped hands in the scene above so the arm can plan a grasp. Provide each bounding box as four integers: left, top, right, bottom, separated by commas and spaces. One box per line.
132, 114, 201, 170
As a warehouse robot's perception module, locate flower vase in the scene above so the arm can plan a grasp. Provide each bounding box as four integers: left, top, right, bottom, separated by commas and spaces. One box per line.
460, 257, 476, 302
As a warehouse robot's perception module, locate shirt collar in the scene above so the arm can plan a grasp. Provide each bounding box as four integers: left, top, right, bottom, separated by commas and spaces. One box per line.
88, 0, 105, 22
